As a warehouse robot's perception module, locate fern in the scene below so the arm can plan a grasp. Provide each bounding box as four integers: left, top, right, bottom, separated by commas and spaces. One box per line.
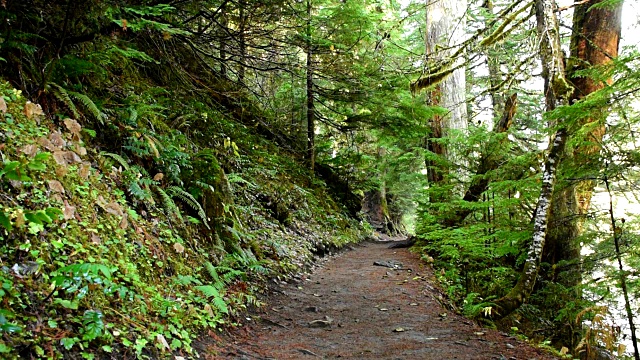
100, 152, 130, 170
194, 181, 215, 193
68, 91, 107, 123
204, 261, 245, 286
128, 181, 153, 201
167, 186, 209, 229
131, 164, 149, 175
212, 295, 229, 314
50, 83, 80, 119
195, 285, 221, 298
143, 134, 161, 158
197, 262, 231, 314
174, 275, 201, 286
128, 107, 138, 124
155, 187, 184, 222
195, 285, 228, 314
204, 261, 221, 286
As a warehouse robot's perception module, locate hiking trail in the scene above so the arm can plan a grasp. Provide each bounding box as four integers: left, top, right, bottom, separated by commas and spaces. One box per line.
208, 240, 559, 359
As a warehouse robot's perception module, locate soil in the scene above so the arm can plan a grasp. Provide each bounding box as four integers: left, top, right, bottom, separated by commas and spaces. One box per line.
207, 240, 559, 360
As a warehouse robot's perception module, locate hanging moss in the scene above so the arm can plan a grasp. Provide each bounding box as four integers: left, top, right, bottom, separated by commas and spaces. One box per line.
410, 65, 456, 94
479, 1, 534, 47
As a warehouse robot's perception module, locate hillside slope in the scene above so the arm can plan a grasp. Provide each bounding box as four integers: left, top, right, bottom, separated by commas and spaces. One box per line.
0, 81, 368, 359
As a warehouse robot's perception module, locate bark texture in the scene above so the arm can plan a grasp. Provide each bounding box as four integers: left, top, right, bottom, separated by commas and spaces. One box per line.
427, 1, 468, 133
497, 0, 623, 319
423, 0, 468, 185
494, 0, 572, 316
495, 129, 567, 315
544, 0, 622, 285
424, 0, 468, 132
362, 187, 392, 233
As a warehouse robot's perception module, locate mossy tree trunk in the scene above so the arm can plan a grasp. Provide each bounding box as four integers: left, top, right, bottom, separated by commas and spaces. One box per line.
482, 0, 506, 117
192, 153, 241, 254
495, 0, 572, 316
543, 0, 622, 287
496, 0, 622, 318
362, 185, 394, 234
421, 0, 468, 197
305, 0, 315, 172
440, 94, 517, 227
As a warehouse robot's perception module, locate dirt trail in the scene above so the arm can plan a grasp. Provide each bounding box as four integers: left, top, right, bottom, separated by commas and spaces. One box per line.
211, 241, 558, 359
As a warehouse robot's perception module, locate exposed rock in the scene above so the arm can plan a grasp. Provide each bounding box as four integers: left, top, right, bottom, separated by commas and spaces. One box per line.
373, 260, 403, 269
308, 316, 333, 328
387, 235, 416, 249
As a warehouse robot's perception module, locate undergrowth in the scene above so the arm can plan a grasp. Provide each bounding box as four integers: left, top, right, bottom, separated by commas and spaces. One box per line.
0, 81, 366, 359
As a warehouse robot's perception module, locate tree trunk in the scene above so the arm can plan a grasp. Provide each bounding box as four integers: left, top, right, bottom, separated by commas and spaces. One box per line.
482, 0, 506, 117
441, 93, 517, 227
494, 0, 573, 316
306, 0, 315, 172
426, 0, 468, 133
219, 4, 228, 78
544, 0, 623, 286
422, 0, 468, 186
495, 129, 567, 316
238, 0, 246, 83
362, 187, 393, 233
362, 148, 396, 234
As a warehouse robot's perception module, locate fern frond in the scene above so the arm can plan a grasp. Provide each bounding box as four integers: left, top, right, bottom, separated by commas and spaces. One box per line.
156, 187, 184, 222
69, 91, 107, 123
212, 296, 229, 314
50, 83, 81, 119
129, 181, 153, 201
194, 181, 215, 193
131, 165, 150, 177
143, 134, 161, 158
174, 274, 202, 286
100, 152, 130, 170
195, 284, 221, 298
138, 177, 155, 187
204, 261, 220, 284
167, 186, 210, 229
195, 284, 229, 314
129, 107, 138, 124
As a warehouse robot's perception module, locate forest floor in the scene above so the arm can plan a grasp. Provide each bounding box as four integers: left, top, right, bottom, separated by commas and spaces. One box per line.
205, 240, 559, 359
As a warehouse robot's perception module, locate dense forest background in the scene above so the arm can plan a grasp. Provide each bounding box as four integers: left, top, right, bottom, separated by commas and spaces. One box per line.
1, 0, 640, 358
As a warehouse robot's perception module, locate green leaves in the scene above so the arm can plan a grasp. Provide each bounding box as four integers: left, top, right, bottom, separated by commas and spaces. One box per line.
55, 263, 112, 283
82, 310, 105, 341
24, 209, 52, 225
0, 161, 30, 181
0, 310, 22, 333
0, 152, 49, 183
0, 212, 11, 232
60, 337, 79, 350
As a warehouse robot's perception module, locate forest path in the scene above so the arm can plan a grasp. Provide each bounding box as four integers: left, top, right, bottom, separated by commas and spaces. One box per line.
208, 241, 558, 359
